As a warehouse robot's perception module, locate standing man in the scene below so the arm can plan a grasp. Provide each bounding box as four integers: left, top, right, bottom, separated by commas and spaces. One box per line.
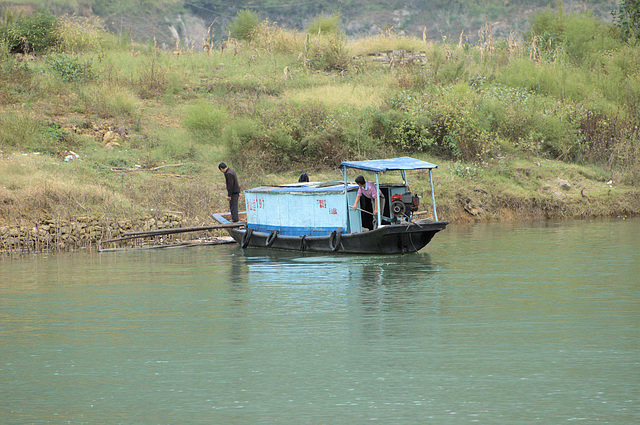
218, 162, 241, 222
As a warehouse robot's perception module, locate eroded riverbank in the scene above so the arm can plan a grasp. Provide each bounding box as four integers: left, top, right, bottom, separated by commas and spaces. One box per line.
2, 189, 637, 254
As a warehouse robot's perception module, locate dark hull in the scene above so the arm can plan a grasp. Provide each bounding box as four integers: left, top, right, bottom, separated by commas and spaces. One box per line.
225, 220, 448, 254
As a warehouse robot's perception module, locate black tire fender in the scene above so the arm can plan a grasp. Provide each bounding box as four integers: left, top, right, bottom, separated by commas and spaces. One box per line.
241, 228, 253, 248
300, 235, 307, 251
266, 230, 278, 247
329, 229, 342, 252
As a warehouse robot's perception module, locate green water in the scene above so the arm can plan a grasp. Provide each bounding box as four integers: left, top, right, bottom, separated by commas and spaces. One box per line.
1, 218, 639, 424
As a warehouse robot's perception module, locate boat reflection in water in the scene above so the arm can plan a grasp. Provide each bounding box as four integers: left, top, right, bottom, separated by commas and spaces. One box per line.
236, 248, 445, 339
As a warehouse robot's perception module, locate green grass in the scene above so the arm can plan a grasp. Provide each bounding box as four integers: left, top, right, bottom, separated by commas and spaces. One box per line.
0, 4, 638, 226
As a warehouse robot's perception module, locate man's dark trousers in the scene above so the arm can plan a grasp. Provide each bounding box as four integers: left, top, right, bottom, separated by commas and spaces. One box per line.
229, 193, 239, 222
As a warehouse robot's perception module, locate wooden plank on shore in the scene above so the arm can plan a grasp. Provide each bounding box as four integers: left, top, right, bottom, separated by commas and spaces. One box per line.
100, 222, 244, 244
98, 237, 236, 252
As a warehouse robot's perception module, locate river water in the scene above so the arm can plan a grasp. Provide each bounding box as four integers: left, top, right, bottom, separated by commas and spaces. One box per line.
1, 218, 638, 424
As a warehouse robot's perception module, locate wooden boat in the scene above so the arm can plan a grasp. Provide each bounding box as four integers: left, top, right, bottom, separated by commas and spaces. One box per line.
213, 157, 448, 254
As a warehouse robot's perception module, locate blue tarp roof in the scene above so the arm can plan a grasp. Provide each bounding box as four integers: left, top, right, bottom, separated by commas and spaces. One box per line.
340, 157, 438, 173
245, 182, 356, 193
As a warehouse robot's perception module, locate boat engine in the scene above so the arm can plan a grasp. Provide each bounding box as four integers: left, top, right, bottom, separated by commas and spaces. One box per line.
390, 192, 419, 220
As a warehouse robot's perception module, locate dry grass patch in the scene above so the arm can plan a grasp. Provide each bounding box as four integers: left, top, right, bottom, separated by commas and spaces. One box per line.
0, 153, 134, 223
283, 84, 385, 108
350, 34, 431, 56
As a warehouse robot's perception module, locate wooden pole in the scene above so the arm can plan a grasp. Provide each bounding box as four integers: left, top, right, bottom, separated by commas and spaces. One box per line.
100, 223, 244, 244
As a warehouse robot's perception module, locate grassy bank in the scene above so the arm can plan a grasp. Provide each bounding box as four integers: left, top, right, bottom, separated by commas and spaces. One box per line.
0, 7, 639, 236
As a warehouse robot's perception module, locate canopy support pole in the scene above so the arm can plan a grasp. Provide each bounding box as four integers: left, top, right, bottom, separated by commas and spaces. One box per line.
429, 168, 438, 221
375, 173, 381, 226
343, 167, 351, 233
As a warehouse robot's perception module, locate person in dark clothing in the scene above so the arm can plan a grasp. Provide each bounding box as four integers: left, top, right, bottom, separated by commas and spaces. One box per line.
298, 173, 309, 183
218, 162, 241, 222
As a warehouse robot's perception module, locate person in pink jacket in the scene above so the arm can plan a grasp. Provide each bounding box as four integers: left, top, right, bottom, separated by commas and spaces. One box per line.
351, 175, 385, 228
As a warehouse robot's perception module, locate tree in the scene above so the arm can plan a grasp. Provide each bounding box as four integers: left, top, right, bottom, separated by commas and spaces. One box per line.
612, 0, 640, 41
0, 9, 60, 54
229, 9, 261, 41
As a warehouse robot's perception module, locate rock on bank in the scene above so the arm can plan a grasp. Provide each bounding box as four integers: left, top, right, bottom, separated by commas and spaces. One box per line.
0, 213, 213, 253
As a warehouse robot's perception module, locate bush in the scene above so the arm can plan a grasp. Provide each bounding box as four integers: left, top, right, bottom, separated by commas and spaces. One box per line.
300, 127, 350, 167
136, 56, 168, 99
306, 33, 351, 71
222, 118, 260, 169
249, 21, 304, 53
47, 54, 95, 82
0, 110, 40, 150
229, 9, 262, 41
387, 84, 494, 161
182, 102, 228, 144
223, 102, 364, 170
56, 16, 104, 52
528, 4, 624, 65
306, 13, 341, 35
340, 107, 387, 158
477, 82, 583, 159
77, 83, 142, 118
0, 111, 76, 153
578, 110, 639, 167
0, 9, 60, 54
350, 33, 427, 57
0, 59, 32, 104
612, 0, 640, 42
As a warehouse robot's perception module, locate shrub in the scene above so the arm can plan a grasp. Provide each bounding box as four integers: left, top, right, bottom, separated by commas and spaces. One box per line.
306, 33, 351, 71
387, 84, 494, 161
300, 127, 350, 168
77, 83, 142, 118
341, 107, 387, 158
222, 117, 260, 169
612, 0, 640, 42
0, 59, 32, 104
0, 111, 76, 153
351, 33, 427, 57
437, 56, 468, 85
0, 9, 60, 54
536, 112, 580, 160
224, 101, 363, 170
265, 128, 297, 166
46, 54, 95, 82
578, 110, 640, 167
365, 108, 403, 142
562, 14, 622, 66
136, 56, 168, 99
35, 121, 78, 154
56, 15, 104, 52
527, 2, 565, 53
258, 100, 328, 143
394, 65, 432, 90
250, 21, 304, 53
528, 3, 624, 65
182, 102, 228, 144
229, 9, 261, 41
0, 110, 41, 150
306, 13, 341, 36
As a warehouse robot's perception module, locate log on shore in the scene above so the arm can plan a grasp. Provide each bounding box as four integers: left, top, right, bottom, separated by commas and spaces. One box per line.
100, 223, 244, 244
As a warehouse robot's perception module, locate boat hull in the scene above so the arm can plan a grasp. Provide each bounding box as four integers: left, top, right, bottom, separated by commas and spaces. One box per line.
221, 219, 448, 254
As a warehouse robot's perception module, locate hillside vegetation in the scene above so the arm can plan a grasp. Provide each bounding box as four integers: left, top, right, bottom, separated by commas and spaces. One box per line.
0, 0, 620, 48
0, 3, 639, 231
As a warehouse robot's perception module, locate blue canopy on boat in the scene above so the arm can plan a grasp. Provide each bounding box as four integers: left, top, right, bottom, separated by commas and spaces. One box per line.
340, 157, 438, 173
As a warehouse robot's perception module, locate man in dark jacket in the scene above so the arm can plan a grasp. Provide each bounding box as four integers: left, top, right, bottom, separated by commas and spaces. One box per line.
218, 162, 241, 222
